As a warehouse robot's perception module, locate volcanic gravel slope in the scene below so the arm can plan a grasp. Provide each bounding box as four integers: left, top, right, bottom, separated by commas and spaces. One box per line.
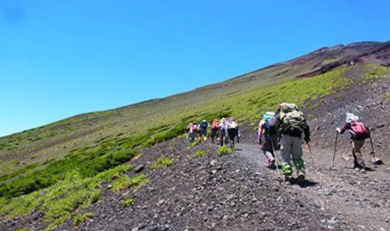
55, 138, 349, 231
51, 134, 390, 231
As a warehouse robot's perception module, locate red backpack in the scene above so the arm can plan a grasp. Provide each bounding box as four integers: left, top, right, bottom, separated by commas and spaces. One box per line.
350, 122, 370, 139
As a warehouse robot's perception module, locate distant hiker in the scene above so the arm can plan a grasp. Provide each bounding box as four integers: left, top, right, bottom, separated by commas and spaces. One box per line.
199, 119, 209, 140
219, 118, 229, 146
258, 112, 280, 169
277, 103, 310, 183
336, 113, 370, 171
210, 119, 220, 144
227, 118, 240, 148
188, 122, 199, 142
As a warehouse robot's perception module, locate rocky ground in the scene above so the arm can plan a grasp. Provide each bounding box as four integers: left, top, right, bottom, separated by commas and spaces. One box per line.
57, 137, 351, 231
51, 129, 390, 231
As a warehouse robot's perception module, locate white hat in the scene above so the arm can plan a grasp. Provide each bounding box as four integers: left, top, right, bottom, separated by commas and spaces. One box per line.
346, 113, 359, 123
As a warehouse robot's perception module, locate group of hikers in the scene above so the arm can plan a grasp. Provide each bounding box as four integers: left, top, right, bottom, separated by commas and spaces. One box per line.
258, 103, 373, 184
189, 102, 373, 184
187, 117, 240, 148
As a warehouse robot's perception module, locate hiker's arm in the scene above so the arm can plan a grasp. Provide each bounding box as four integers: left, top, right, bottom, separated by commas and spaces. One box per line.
258, 121, 264, 143
340, 123, 350, 134
304, 123, 311, 143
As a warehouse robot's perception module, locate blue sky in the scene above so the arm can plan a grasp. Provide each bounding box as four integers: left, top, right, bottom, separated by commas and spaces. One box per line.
1, 0, 390, 137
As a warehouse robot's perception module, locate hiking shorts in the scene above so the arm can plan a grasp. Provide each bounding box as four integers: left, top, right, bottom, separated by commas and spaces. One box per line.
280, 134, 303, 164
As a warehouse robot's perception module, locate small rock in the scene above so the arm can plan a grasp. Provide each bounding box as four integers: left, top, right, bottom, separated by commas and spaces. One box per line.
134, 165, 145, 173
157, 199, 165, 206
210, 160, 217, 167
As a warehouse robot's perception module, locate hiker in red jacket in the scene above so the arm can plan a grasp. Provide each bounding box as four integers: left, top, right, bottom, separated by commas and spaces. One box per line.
336, 113, 370, 171
210, 119, 220, 144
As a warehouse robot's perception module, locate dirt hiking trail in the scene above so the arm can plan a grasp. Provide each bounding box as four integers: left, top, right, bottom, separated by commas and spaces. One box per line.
235, 141, 390, 231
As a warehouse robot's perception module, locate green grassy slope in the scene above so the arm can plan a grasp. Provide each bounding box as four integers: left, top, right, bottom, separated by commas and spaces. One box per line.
1, 42, 390, 230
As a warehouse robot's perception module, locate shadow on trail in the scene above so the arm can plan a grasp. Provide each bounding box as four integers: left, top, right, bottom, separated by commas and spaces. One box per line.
293, 179, 318, 188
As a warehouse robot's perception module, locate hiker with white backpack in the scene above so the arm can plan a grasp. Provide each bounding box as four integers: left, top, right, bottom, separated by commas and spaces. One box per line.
258, 112, 280, 169
336, 113, 371, 172
219, 118, 229, 146
227, 118, 240, 148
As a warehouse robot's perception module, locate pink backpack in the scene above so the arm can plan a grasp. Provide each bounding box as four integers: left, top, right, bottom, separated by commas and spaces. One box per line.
350, 122, 370, 139
191, 124, 198, 132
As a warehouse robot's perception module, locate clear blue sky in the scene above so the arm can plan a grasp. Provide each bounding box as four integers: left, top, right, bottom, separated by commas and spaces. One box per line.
1, 0, 390, 137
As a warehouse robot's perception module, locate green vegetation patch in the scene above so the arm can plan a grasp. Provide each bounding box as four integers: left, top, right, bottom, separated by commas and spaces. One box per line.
195, 149, 207, 158
364, 65, 390, 83
382, 92, 390, 101
112, 173, 149, 192
218, 146, 235, 156
0, 147, 137, 198
123, 197, 136, 207
0, 164, 132, 230
73, 211, 94, 226
151, 157, 176, 169
112, 175, 132, 192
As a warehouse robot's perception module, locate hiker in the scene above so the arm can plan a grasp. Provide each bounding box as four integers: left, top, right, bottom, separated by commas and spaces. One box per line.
210, 119, 220, 144
227, 118, 240, 148
198, 119, 209, 141
258, 112, 280, 168
276, 103, 310, 183
219, 118, 229, 146
188, 122, 199, 142
336, 113, 370, 171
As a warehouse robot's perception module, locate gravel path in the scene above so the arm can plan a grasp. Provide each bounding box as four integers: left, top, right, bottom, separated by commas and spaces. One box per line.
235, 140, 390, 231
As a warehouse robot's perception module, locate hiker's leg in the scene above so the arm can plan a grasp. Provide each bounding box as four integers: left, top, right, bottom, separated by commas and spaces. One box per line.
202, 129, 207, 140
280, 135, 293, 176
262, 137, 275, 166
210, 129, 216, 143
353, 139, 365, 168
291, 136, 305, 178
220, 130, 225, 146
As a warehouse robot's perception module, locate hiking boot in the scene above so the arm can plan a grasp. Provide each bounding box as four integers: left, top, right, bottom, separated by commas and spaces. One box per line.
284, 176, 292, 185
297, 173, 305, 182
267, 158, 275, 169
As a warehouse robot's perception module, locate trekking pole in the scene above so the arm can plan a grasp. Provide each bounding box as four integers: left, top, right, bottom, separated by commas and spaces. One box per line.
307, 142, 312, 154
368, 135, 382, 165
306, 142, 314, 167
270, 138, 281, 180
332, 132, 338, 168
369, 136, 375, 156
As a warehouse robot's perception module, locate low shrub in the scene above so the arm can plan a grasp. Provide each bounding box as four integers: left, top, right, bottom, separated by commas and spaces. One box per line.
218, 146, 235, 156
151, 157, 176, 169
73, 211, 94, 226
195, 149, 207, 158
123, 197, 135, 207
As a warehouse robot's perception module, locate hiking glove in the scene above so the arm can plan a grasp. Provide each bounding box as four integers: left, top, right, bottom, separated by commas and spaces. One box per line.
336, 127, 341, 133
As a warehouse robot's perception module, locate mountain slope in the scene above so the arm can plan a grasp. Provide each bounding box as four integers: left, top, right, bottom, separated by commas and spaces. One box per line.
1, 41, 390, 230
